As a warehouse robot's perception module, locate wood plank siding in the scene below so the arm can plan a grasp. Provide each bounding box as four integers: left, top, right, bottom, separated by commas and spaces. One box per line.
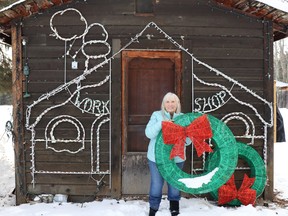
12, 0, 274, 203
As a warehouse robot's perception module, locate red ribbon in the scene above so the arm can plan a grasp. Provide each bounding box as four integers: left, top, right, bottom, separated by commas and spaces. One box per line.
162, 114, 213, 160
218, 174, 256, 206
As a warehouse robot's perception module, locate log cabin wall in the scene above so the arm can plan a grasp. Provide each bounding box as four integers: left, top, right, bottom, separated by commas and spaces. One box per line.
13, 0, 274, 204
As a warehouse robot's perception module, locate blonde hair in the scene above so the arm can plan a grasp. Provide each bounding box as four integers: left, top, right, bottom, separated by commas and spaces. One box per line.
161, 92, 181, 114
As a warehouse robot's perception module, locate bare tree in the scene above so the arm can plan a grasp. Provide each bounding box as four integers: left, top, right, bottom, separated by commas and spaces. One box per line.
274, 39, 288, 108
274, 39, 288, 83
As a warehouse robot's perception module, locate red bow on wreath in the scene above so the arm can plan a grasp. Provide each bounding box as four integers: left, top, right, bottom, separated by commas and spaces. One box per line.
162, 114, 213, 160
218, 174, 256, 206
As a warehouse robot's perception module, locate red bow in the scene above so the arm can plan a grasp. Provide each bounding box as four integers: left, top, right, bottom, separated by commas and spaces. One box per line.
218, 174, 256, 206
162, 114, 213, 160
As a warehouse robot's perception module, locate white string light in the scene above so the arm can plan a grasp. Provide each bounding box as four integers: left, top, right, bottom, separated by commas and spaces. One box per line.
27, 10, 273, 187
50, 8, 88, 41
28, 8, 113, 186
194, 86, 234, 113
45, 115, 85, 154
221, 112, 256, 145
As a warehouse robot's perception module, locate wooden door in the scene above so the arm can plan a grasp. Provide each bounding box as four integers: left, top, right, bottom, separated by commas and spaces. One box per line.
121, 50, 182, 194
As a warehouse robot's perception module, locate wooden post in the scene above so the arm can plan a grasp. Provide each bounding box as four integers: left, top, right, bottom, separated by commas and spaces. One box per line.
263, 20, 274, 202
110, 39, 122, 198
11, 22, 27, 204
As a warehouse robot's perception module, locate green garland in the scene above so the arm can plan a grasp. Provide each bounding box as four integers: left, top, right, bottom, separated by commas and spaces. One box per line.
155, 113, 238, 194
209, 141, 267, 206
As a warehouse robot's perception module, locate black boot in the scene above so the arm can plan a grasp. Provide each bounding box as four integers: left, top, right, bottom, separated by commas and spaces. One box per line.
169, 201, 179, 216
149, 207, 157, 216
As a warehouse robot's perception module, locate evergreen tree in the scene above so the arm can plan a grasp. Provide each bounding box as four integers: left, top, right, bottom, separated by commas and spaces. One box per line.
0, 43, 12, 104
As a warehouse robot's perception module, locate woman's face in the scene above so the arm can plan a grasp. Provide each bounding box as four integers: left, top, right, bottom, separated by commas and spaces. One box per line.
164, 97, 177, 113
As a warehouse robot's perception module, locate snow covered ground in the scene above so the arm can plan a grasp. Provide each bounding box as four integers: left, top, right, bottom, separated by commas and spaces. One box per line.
0, 105, 287, 215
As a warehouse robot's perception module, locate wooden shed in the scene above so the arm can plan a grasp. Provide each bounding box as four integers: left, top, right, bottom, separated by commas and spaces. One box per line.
1, 0, 288, 205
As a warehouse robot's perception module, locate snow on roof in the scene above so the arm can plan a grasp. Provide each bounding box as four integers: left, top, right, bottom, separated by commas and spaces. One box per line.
0, 0, 26, 13
257, 0, 288, 13
276, 80, 288, 87
1, 1, 288, 14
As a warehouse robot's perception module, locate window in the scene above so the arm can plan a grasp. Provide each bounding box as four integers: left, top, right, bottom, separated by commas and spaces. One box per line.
135, 0, 154, 14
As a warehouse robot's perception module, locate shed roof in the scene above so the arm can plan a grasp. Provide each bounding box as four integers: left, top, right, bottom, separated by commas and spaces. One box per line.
0, 0, 288, 42
214, 0, 288, 41
276, 80, 288, 88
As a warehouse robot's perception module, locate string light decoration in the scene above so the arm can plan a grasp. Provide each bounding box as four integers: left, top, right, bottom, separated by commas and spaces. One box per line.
156, 113, 238, 194
162, 114, 213, 159
208, 142, 267, 206
27, 8, 112, 187
221, 112, 256, 145
26, 8, 273, 188
45, 115, 85, 154
218, 174, 256, 206
194, 86, 234, 113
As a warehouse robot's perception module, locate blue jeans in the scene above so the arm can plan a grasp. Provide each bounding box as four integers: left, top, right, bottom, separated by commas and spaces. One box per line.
148, 160, 184, 210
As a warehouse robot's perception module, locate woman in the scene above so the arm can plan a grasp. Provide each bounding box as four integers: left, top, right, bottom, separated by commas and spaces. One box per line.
145, 92, 190, 216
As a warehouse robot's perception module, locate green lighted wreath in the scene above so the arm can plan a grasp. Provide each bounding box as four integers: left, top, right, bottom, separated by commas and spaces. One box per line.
209, 141, 267, 206
155, 112, 238, 194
